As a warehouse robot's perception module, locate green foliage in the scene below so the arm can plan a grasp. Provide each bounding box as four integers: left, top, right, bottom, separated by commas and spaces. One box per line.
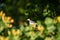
0, 0, 60, 40
0, 18, 5, 32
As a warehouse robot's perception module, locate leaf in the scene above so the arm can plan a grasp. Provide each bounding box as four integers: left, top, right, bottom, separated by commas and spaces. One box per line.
57, 23, 60, 31
0, 21, 5, 32
43, 9, 47, 13
0, 26, 4, 32
56, 35, 60, 40
47, 25, 56, 33
9, 34, 13, 40
20, 25, 24, 32
30, 32, 38, 40
13, 36, 20, 40
44, 17, 53, 26
26, 3, 31, 6
18, 8, 26, 13
37, 20, 41, 25
25, 13, 29, 15
43, 12, 48, 16
25, 32, 30, 37
24, 27, 30, 32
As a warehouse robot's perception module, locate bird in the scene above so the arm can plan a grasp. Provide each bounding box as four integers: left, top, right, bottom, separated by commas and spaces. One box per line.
27, 19, 37, 25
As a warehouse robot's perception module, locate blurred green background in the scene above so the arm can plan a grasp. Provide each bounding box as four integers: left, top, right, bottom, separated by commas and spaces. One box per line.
0, 0, 60, 26
0, 0, 60, 40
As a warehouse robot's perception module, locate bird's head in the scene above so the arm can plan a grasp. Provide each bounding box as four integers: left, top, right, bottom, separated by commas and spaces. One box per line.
27, 19, 30, 21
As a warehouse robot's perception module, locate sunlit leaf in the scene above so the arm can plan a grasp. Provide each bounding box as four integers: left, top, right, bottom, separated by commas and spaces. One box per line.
44, 17, 53, 26
25, 13, 29, 15
24, 27, 30, 31
20, 25, 24, 32
43, 12, 48, 16
47, 25, 56, 33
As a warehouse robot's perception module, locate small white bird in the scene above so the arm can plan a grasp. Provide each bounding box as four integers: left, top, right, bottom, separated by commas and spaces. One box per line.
27, 19, 36, 25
